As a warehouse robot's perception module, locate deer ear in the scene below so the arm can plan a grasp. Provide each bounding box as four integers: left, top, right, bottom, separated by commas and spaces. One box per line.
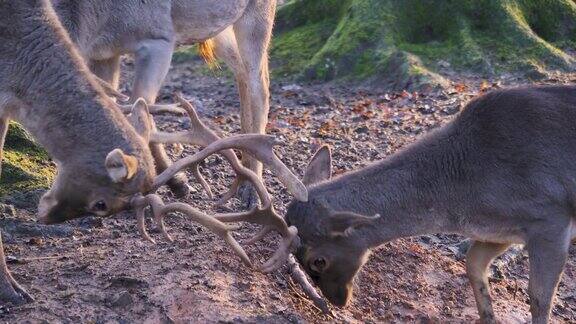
327, 212, 380, 235
127, 98, 152, 141
303, 145, 332, 186
105, 148, 139, 183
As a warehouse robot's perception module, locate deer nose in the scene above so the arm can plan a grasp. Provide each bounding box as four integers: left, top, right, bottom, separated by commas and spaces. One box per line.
323, 284, 353, 307
38, 213, 60, 225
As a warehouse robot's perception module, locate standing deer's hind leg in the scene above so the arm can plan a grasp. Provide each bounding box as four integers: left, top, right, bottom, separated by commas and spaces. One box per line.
213, 27, 250, 201
526, 230, 569, 324
0, 232, 33, 304
132, 39, 190, 198
234, 5, 275, 177
466, 241, 510, 324
233, 1, 276, 206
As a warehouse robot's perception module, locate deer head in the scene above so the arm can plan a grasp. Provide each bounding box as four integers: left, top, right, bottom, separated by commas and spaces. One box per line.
37, 99, 156, 224
285, 146, 380, 307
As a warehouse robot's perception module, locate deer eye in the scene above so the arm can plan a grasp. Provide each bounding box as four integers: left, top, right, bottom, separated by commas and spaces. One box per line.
92, 200, 107, 212
311, 257, 327, 273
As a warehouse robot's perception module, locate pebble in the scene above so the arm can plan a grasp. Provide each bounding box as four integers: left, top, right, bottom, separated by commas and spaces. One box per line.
111, 291, 133, 307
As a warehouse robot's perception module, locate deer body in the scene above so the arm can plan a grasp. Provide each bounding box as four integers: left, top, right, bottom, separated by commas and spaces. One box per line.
0, 0, 156, 304
286, 86, 576, 324
51, 0, 276, 193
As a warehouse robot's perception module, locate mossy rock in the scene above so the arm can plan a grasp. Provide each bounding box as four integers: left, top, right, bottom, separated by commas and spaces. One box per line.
0, 123, 54, 197
271, 0, 576, 88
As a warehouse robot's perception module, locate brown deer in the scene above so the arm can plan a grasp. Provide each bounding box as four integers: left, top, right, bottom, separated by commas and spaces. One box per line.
276, 86, 576, 324
51, 0, 278, 201
0, 0, 158, 304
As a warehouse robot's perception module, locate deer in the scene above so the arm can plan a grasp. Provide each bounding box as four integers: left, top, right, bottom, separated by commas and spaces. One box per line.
50, 0, 278, 203
258, 85, 576, 324
0, 0, 308, 307
0, 0, 160, 304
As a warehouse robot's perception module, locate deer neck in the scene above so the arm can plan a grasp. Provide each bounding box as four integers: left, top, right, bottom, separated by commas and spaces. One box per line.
311, 126, 467, 248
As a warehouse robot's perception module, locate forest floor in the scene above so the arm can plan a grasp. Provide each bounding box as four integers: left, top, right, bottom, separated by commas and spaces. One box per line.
1, 57, 575, 323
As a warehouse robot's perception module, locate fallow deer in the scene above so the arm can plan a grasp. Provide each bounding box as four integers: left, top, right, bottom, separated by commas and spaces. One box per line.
50, 0, 278, 201
0, 0, 158, 304
271, 86, 576, 324
0, 0, 306, 306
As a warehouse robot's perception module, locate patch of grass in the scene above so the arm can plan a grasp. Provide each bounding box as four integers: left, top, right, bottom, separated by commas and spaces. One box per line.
0, 123, 54, 196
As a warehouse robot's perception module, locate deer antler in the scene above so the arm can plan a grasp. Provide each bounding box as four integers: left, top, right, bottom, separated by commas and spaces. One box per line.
131, 193, 250, 266
137, 93, 307, 271
93, 76, 187, 115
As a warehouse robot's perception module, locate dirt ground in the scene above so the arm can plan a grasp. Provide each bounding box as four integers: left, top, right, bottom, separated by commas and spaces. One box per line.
1, 57, 575, 323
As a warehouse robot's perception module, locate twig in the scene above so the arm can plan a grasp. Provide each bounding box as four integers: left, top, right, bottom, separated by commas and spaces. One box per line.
287, 254, 332, 315
7, 254, 74, 264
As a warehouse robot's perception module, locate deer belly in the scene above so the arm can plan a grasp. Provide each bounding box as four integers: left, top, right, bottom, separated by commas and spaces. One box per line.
173, 0, 249, 43
464, 228, 526, 245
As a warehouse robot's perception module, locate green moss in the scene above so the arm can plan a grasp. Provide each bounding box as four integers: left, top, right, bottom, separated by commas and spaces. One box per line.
0, 123, 54, 196
271, 20, 337, 77
272, 0, 576, 87
275, 0, 351, 32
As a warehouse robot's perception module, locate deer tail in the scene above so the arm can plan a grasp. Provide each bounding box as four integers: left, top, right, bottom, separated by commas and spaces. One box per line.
198, 39, 219, 69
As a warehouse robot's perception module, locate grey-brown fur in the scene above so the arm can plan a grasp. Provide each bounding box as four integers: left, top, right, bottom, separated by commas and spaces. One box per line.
0, 0, 156, 303
51, 0, 277, 196
286, 85, 576, 324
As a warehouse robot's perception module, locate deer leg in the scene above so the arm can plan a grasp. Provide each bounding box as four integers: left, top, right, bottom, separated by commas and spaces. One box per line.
214, 27, 249, 121
89, 56, 121, 90
0, 232, 33, 304
213, 28, 253, 204
233, 2, 276, 206
526, 231, 569, 324
132, 39, 190, 198
233, 2, 275, 176
466, 240, 510, 324
0, 118, 8, 179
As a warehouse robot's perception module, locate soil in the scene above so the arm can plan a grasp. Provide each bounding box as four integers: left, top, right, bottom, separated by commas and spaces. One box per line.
1, 57, 575, 323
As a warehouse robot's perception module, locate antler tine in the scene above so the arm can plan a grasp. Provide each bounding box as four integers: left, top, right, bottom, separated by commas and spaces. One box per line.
131, 194, 252, 267
151, 133, 308, 203
150, 94, 267, 205
213, 203, 300, 273
191, 163, 214, 199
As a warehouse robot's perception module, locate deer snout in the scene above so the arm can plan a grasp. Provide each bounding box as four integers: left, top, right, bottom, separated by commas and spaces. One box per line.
37, 206, 78, 224
321, 282, 353, 307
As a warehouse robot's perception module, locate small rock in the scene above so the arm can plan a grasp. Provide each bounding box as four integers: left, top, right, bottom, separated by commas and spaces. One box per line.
81, 293, 102, 303
111, 230, 122, 239
204, 280, 217, 289
111, 291, 133, 307
354, 125, 370, 134
448, 239, 471, 260
56, 283, 68, 291
0, 204, 16, 218
438, 60, 451, 68
26, 237, 44, 246
281, 84, 302, 92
